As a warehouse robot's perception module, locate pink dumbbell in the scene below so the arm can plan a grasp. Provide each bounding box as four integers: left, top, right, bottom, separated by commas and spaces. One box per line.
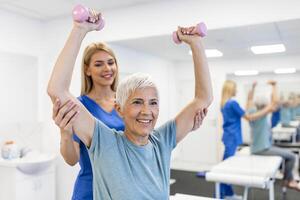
172, 22, 207, 44
72, 4, 105, 31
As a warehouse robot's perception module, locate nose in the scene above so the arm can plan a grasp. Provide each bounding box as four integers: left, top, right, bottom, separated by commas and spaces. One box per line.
140, 104, 151, 115
103, 63, 111, 71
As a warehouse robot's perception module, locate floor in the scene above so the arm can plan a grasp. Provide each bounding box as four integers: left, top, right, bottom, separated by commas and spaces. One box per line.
170, 169, 299, 200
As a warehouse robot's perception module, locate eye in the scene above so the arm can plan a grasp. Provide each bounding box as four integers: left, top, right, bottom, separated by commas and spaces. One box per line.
108, 60, 115, 66
150, 100, 158, 105
94, 62, 104, 67
132, 100, 142, 105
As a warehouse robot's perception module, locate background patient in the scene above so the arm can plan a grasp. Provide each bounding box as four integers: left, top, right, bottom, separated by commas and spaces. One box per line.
247, 81, 300, 191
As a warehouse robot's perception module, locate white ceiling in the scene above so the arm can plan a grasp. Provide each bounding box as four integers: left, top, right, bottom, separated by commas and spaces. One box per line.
1, 0, 300, 61
0, 0, 166, 20
111, 19, 300, 61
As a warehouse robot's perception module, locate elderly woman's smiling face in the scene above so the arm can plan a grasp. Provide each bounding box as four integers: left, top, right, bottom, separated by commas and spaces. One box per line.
119, 86, 159, 142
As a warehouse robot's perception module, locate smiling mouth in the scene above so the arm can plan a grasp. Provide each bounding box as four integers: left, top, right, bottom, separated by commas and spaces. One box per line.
136, 119, 152, 124
102, 74, 113, 78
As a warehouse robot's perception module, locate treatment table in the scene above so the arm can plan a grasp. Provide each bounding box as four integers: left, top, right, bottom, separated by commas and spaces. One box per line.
272, 124, 298, 143
205, 153, 282, 200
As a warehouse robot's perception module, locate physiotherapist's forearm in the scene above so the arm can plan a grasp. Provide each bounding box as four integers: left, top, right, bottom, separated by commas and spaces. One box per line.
244, 106, 271, 121
60, 133, 79, 166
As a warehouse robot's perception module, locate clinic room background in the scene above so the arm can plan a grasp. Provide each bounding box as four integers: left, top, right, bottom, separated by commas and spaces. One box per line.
0, 0, 300, 200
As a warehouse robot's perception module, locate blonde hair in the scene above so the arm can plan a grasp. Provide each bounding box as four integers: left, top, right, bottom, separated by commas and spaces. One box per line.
220, 80, 236, 108
81, 42, 119, 95
116, 73, 159, 111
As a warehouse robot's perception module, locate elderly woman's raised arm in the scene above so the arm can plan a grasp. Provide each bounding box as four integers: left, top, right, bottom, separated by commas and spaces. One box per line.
47, 23, 98, 147
175, 26, 213, 143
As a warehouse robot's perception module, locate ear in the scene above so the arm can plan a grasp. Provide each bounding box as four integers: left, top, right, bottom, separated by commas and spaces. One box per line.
115, 103, 124, 118
85, 64, 91, 76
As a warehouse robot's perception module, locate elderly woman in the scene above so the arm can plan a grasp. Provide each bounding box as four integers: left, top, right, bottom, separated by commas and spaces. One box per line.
47, 15, 212, 199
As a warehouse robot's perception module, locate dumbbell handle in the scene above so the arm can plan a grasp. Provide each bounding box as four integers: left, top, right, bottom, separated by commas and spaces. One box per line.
173, 22, 207, 44
72, 4, 105, 31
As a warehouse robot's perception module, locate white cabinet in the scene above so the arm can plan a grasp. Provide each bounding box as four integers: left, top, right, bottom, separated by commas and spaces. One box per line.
0, 154, 55, 200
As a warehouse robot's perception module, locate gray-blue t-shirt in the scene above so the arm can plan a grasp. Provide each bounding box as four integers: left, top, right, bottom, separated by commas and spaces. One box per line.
280, 106, 292, 126
248, 107, 272, 154
88, 119, 177, 200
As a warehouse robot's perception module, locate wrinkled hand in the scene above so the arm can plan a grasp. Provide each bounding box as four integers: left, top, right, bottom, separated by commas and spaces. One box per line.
74, 9, 103, 32
52, 99, 79, 136
191, 108, 208, 131
176, 26, 202, 46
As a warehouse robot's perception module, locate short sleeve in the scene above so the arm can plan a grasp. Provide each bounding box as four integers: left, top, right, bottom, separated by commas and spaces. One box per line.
154, 120, 177, 150
88, 119, 107, 154
231, 100, 245, 117
88, 119, 116, 156
88, 119, 101, 154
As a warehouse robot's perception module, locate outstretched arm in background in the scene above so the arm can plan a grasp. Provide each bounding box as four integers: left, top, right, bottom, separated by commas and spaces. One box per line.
243, 81, 277, 121
268, 80, 279, 106
245, 81, 256, 110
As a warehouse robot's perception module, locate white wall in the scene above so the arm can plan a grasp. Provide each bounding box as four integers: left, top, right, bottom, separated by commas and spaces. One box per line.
0, 52, 38, 122
0, 10, 42, 56
0, 11, 41, 162
0, 10, 42, 122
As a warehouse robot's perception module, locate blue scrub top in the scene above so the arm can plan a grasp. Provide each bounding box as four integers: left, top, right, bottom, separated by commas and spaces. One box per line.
72, 95, 125, 200
271, 108, 281, 128
221, 99, 245, 146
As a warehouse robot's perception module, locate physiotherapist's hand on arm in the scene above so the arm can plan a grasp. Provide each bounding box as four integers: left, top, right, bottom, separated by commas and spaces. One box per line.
53, 98, 80, 166
243, 105, 273, 122
191, 108, 208, 131
47, 11, 102, 147
175, 26, 213, 143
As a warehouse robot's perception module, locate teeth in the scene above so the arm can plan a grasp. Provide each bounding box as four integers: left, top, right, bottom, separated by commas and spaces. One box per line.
103, 74, 112, 78
137, 119, 151, 123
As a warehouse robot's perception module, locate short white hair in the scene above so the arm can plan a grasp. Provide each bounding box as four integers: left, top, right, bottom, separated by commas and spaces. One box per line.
254, 95, 269, 110
253, 85, 271, 110
116, 73, 159, 110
